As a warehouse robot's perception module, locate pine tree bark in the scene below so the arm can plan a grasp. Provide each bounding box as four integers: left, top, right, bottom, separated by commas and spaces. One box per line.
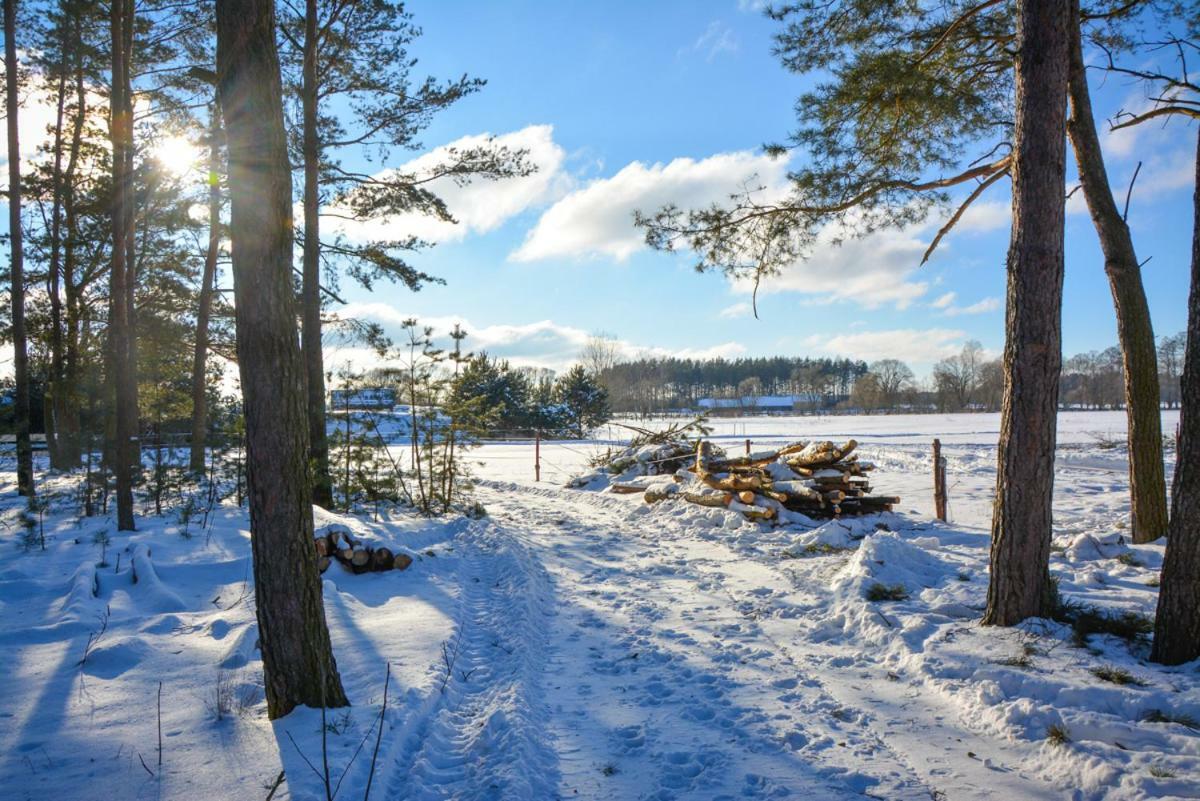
215, 0, 348, 718
57, 20, 86, 468
301, 0, 334, 509
190, 105, 222, 474
1151, 129, 1200, 665
108, 0, 137, 530
4, 0, 34, 497
1066, 11, 1167, 544
46, 60, 68, 470
983, 0, 1070, 627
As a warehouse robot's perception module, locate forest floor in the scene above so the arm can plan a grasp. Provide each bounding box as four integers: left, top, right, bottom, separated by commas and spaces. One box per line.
0, 411, 1197, 800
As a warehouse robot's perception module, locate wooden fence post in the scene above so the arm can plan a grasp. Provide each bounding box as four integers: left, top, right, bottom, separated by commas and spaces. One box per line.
745, 438, 751, 456
535, 429, 541, 482
933, 438, 947, 521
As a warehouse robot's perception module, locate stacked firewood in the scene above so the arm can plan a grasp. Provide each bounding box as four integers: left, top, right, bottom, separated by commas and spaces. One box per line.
314, 528, 414, 575
619, 438, 898, 522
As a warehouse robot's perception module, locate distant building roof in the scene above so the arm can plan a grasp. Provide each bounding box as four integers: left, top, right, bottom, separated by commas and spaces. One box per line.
330, 387, 397, 409
697, 394, 822, 409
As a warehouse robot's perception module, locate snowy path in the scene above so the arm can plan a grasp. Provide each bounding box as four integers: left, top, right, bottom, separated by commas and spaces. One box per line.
473, 479, 1062, 800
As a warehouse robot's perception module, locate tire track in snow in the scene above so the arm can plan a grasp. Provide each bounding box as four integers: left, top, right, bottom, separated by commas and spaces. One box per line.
378, 522, 558, 801
478, 480, 935, 800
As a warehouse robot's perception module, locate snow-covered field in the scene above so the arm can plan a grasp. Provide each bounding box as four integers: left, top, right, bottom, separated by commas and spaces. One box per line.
1, 411, 1197, 800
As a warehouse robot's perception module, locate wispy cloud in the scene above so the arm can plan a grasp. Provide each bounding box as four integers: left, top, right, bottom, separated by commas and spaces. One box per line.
681, 21, 740, 61
322, 125, 569, 245
802, 328, 970, 364
718, 302, 753, 319
330, 303, 746, 373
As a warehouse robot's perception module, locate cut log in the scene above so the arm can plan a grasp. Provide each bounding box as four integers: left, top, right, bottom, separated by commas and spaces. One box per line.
350, 548, 372, 574
682, 490, 732, 508
610, 483, 648, 494
737, 490, 756, 504
372, 547, 395, 572
317, 556, 330, 574
393, 553, 413, 571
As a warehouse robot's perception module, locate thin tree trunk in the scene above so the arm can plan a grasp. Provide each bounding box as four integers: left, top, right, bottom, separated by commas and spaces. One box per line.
190, 105, 221, 474
983, 0, 1070, 627
46, 59, 68, 470
4, 0, 33, 497
57, 23, 86, 467
108, 0, 136, 530
301, 0, 333, 509
215, 0, 348, 718
1151, 128, 1200, 665
1066, 15, 1167, 544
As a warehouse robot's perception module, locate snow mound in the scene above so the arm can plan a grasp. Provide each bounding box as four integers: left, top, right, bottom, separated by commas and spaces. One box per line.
831, 531, 955, 599
1064, 531, 1131, 562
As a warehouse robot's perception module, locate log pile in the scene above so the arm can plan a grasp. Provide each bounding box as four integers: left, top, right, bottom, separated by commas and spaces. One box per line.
314, 529, 414, 575
633, 438, 898, 522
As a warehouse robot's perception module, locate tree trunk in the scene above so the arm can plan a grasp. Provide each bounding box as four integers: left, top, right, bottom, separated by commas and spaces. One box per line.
983, 0, 1070, 627
1066, 13, 1167, 544
301, 0, 334, 509
4, 0, 34, 497
46, 59, 68, 470
190, 105, 222, 474
108, 0, 137, 530
1151, 129, 1200, 665
56, 22, 86, 468
215, 0, 348, 718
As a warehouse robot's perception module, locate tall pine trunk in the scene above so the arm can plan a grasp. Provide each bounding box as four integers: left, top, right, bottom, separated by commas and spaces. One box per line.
301, 0, 333, 509
1066, 13, 1167, 544
983, 0, 1070, 626
4, 0, 33, 497
215, 0, 348, 718
108, 0, 137, 530
56, 19, 86, 468
1151, 129, 1200, 665
190, 105, 222, 474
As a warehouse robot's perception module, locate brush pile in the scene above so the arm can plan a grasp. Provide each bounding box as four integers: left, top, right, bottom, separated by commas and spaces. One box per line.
614, 438, 898, 522
313, 528, 414, 575
568, 417, 720, 488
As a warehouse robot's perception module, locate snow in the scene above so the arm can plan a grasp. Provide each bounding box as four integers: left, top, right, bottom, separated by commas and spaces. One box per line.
1, 410, 1197, 800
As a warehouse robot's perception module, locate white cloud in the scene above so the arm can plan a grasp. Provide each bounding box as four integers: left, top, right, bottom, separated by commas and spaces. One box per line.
731, 218, 932, 309
718, 301, 752, 319
323, 125, 568, 245
685, 21, 740, 61
330, 303, 746, 373
957, 199, 1011, 231
931, 291, 957, 309
512, 150, 787, 263
943, 296, 1000, 316
803, 328, 970, 364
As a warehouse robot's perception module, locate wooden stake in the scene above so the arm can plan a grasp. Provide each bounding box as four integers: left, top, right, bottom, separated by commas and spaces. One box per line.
534, 429, 541, 482
745, 438, 751, 455
933, 438, 947, 521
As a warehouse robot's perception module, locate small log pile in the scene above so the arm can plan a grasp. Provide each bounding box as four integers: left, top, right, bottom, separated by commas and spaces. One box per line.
631, 438, 898, 522
314, 529, 414, 575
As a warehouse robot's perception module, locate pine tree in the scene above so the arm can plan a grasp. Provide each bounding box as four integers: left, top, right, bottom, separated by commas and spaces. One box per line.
637, 0, 1172, 543
555, 365, 611, 439
215, 0, 348, 718
279, 0, 531, 508
983, 0, 1071, 627
3, 0, 34, 497
1152, 127, 1200, 665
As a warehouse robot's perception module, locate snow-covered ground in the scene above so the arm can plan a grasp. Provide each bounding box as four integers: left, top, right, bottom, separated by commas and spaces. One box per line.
1, 410, 1196, 800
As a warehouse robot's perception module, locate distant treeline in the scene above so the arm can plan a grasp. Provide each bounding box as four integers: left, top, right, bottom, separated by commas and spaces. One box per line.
592, 333, 1187, 416
597, 356, 869, 415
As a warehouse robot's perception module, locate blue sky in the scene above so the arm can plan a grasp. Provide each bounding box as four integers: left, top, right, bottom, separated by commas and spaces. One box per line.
312, 0, 1195, 381
3, 1, 1193, 382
